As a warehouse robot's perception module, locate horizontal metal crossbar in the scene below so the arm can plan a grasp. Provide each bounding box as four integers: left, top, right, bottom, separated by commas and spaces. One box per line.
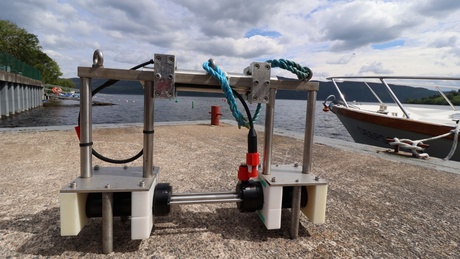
77, 67, 319, 93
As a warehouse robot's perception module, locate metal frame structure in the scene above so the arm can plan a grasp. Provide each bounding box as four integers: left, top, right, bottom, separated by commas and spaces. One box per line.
60, 52, 328, 254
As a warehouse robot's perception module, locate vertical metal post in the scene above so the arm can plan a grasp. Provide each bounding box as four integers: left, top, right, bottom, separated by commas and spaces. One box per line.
143, 80, 154, 178
80, 77, 93, 178
302, 90, 317, 174
380, 78, 411, 119
290, 90, 318, 239
290, 186, 301, 239
262, 88, 277, 175
102, 192, 113, 254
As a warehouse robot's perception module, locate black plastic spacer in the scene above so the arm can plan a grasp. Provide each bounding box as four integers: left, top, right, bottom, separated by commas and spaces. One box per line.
143, 130, 155, 134
79, 142, 93, 147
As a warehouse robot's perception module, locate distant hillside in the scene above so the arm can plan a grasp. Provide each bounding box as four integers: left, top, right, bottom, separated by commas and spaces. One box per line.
70, 78, 438, 102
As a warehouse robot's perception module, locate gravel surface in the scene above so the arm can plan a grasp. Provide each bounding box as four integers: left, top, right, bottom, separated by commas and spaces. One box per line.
0, 123, 459, 258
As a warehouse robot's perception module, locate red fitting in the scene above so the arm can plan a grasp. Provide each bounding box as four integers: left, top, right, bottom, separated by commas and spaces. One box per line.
238, 164, 250, 181
238, 152, 259, 181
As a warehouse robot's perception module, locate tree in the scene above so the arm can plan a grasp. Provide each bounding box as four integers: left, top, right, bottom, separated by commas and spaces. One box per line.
0, 20, 63, 84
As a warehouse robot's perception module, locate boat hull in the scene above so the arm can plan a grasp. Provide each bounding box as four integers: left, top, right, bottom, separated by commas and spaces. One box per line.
331, 105, 460, 161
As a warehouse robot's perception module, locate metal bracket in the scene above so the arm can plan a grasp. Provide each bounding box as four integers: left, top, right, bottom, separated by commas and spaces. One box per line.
244, 62, 271, 104
153, 54, 176, 98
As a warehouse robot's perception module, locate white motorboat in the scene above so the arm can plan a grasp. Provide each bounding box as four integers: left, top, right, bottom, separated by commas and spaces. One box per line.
323, 76, 460, 161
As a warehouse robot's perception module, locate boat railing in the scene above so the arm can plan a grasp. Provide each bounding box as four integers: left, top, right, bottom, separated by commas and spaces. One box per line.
327, 76, 460, 118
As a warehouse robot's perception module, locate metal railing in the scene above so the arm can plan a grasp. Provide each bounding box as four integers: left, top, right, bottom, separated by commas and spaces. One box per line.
0, 50, 42, 81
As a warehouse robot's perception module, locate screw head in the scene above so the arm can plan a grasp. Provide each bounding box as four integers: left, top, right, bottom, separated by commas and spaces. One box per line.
94, 165, 100, 170
315, 176, 320, 181
69, 182, 77, 188
105, 184, 111, 189
271, 177, 276, 182
254, 63, 260, 69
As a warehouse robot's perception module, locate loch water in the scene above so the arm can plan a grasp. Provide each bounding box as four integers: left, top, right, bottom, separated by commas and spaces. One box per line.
0, 94, 353, 142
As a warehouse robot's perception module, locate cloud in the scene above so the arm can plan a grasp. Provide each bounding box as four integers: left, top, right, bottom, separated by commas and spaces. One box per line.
414, 0, 460, 18
310, 1, 420, 51
359, 61, 393, 75
1, 0, 460, 80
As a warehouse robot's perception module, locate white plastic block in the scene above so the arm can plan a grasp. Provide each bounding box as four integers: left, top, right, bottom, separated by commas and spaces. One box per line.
257, 178, 283, 229
131, 177, 157, 240
131, 216, 153, 239
301, 184, 328, 224
258, 208, 282, 229
60, 192, 89, 236
132, 191, 150, 217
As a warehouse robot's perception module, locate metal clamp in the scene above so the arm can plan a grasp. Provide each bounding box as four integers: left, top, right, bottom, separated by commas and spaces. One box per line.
153, 54, 176, 98
244, 62, 271, 104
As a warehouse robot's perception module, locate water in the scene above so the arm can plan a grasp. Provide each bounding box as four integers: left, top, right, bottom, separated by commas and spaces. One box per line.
0, 94, 353, 142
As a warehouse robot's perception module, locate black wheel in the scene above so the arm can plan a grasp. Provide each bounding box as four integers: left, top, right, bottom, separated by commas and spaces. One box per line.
153, 183, 172, 216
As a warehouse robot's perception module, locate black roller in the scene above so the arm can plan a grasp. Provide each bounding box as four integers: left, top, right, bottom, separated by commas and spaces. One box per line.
153, 183, 172, 216
236, 180, 264, 212
281, 186, 308, 209
86, 192, 132, 218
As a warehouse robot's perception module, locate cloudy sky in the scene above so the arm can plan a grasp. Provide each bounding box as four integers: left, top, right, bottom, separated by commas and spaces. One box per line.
1, 0, 460, 81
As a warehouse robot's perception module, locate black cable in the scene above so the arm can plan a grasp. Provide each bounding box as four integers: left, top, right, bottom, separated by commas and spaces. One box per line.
77, 59, 154, 164
231, 89, 257, 153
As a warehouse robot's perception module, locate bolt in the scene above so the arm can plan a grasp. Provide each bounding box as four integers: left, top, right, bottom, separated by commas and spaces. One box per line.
265, 64, 271, 70
264, 96, 269, 101
276, 164, 279, 167
155, 91, 161, 97
155, 73, 161, 79
166, 91, 172, 97
124, 165, 128, 169
294, 162, 299, 168
271, 177, 276, 182
94, 165, 100, 170
253, 96, 258, 101
167, 74, 173, 80
105, 184, 111, 189
295, 179, 299, 183
253, 80, 259, 86
156, 56, 162, 61
168, 56, 174, 63
264, 80, 270, 86
315, 176, 319, 181
69, 182, 77, 188
254, 63, 260, 69
139, 180, 145, 187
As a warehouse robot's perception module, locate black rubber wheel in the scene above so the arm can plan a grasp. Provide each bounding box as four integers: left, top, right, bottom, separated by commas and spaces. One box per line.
153, 183, 172, 216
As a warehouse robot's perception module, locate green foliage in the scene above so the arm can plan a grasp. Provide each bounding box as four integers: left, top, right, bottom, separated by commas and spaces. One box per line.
56, 78, 75, 89
0, 20, 63, 84
405, 89, 460, 105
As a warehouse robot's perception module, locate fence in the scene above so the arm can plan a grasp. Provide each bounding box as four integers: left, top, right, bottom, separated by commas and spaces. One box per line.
0, 50, 42, 81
